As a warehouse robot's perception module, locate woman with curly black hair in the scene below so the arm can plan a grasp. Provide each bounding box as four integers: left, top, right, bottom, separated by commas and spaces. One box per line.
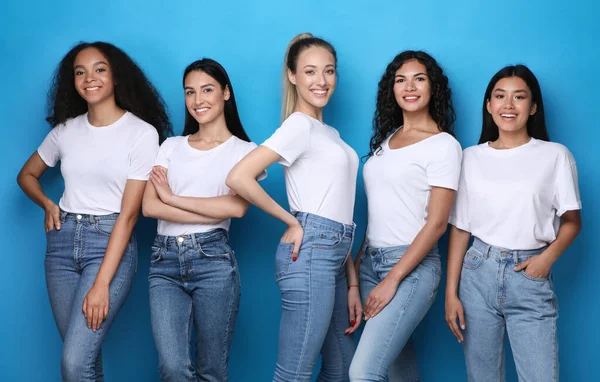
17, 41, 171, 381
350, 51, 462, 381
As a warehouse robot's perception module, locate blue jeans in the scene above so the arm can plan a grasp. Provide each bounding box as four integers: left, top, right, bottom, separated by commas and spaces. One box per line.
350, 244, 442, 382
148, 229, 241, 382
44, 210, 137, 382
460, 237, 558, 382
273, 212, 356, 382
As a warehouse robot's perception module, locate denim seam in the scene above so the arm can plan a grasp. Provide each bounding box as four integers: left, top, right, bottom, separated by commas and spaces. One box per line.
374, 273, 419, 378
219, 268, 237, 381
496, 325, 505, 381
292, 244, 314, 381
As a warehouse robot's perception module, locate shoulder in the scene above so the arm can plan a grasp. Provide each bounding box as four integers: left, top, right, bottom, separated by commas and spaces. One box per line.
160, 135, 186, 149
126, 112, 159, 138
281, 112, 314, 131
532, 139, 576, 165
462, 142, 488, 161
229, 136, 258, 153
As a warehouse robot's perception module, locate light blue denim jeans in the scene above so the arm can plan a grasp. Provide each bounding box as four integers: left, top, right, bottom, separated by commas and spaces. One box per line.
44, 210, 137, 382
148, 228, 240, 382
460, 237, 558, 382
273, 212, 356, 382
349, 244, 442, 382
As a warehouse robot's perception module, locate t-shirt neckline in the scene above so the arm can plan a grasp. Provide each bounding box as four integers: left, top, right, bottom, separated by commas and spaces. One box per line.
84, 111, 130, 130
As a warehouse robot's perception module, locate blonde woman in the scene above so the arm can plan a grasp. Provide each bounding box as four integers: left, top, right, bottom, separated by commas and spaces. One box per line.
227, 33, 362, 381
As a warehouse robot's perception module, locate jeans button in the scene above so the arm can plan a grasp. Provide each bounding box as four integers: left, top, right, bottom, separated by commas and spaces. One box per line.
177, 237, 184, 243
76, 214, 82, 220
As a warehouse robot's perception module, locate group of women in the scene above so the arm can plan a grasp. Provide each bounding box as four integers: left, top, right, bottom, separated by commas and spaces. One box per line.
17, 32, 582, 382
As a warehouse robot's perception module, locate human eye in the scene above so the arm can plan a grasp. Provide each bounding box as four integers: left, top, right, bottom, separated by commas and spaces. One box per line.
326, 69, 336, 75
203, 88, 213, 93
185, 90, 194, 95
395, 78, 404, 83
305, 70, 315, 75
75, 70, 84, 76
495, 94, 504, 99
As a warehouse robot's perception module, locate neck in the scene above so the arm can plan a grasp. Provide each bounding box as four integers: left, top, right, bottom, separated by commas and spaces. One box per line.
295, 98, 324, 123
401, 109, 437, 133
87, 97, 125, 127
192, 114, 232, 142
493, 128, 531, 149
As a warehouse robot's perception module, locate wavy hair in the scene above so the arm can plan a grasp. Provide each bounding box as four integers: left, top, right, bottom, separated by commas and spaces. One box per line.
368, 50, 455, 157
181, 58, 250, 141
479, 64, 549, 143
46, 41, 172, 142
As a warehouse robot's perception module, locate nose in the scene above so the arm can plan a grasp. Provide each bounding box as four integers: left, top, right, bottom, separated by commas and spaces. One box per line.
316, 71, 327, 86
406, 78, 416, 91
84, 72, 95, 83
194, 92, 203, 105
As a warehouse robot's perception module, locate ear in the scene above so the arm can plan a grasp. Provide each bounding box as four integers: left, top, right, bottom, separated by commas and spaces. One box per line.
486, 99, 492, 115
529, 102, 537, 115
224, 85, 231, 101
288, 68, 297, 85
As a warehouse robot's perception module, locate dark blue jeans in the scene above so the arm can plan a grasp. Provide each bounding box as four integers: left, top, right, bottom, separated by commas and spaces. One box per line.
45, 211, 137, 382
148, 229, 241, 382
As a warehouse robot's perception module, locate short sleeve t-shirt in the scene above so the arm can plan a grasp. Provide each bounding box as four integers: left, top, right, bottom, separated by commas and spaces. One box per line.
37, 112, 159, 215
155, 135, 265, 236
449, 138, 581, 249
261, 112, 359, 225
363, 131, 462, 247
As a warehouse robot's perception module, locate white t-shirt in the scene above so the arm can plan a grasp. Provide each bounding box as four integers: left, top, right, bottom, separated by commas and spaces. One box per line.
38, 112, 159, 215
155, 135, 264, 236
363, 131, 462, 247
449, 138, 581, 250
261, 112, 359, 225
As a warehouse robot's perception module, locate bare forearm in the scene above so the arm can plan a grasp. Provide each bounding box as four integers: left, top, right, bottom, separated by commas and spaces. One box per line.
227, 175, 297, 226
353, 235, 367, 280
143, 198, 222, 224
541, 213, 582, 264
94, 215, 138, 286
387, 221, 447, 283
446, 226, 471, 298
17, 173, 54, 210
169, 195, 247, 219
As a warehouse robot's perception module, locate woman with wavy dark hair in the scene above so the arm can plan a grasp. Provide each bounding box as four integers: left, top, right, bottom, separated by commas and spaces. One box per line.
142, 58, 263, 381
17, 41, 171, 381
350, 51, 462, 381
446, 65, 581, 381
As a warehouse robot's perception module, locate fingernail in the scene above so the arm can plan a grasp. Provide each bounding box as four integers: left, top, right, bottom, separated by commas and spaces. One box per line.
350, 320, 355, 326
292, 256, 297, 262
461, 325, 466, 329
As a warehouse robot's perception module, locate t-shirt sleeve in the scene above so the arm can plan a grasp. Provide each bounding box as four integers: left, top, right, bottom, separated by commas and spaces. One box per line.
128, 128, 159, 180
37, 127, 62, 167
261, 113, 311, 167
238, 141, 267, 181
154, 137, 180, 169
426, 136, 462, 190
449, 156, 470, 232
553, 149, 582, 216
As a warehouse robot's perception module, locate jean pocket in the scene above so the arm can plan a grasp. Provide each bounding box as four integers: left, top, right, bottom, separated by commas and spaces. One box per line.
313, 231, 342, 249
200, 241, 233, 262
520, 270, 549, 282
95, 219, 116, 237
275, 242, 294, 279
150, 245, 164, 264
462, 247, 484, 270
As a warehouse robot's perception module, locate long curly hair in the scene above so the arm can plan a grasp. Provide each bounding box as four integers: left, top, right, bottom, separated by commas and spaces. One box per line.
479, 64, 549, 144
367, 50, 455, 157
45, 41, 172, 143
181, 58, 250, 141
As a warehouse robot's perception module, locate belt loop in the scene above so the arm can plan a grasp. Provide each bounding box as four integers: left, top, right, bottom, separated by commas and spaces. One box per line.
88, 214, 95, 224
190, 234, 198, 250
482, 240, 491, 260
162, 235, 168, 248
512, 250, 519, 266
300, 212, 308, 227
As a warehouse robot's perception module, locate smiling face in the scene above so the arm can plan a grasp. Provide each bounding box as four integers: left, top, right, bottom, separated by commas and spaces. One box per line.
73, 47, 116, 106
288, 46, 337, 111
486, 76, 537, 134
393, 59, 431, 113
184, 70, 230, 126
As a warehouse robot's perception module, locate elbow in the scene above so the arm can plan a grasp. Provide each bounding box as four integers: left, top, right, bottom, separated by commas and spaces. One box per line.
141, 200, 156, 219
225, 170, 243, 192
232, 204, 249, 219
430, 220, 449, 239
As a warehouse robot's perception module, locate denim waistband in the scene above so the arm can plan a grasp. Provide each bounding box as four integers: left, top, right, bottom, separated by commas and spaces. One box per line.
293, 212, 355, 239
472, 237, 547, 263
365, 243, 439, 257
155, 228, 229, 248
60, 209, 119, 223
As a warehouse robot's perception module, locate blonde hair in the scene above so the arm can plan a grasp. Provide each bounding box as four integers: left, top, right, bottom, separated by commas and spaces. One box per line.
281, 33, 314, 121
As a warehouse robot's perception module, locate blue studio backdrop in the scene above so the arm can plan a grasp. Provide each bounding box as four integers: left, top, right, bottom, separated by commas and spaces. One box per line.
1, 0, 598, 381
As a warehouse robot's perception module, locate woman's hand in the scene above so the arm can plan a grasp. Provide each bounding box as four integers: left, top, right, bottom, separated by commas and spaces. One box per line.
44, 202, 61, 232
445, 295, 466, 342
364, 276, 400, 320
281, 223, 304, 261
150, 167, 174, 204
82, 282, 110, 332
513, 254, 553, 279
345, 286, 363, 334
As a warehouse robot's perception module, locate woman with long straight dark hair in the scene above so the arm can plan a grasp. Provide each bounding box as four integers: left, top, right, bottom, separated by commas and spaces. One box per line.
17, 41, 171, 381
350, 51, 462, 381
445, 65, 582, 381
142, 58, 263, 382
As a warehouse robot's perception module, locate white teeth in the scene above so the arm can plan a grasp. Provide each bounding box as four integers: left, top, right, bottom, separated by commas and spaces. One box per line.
501, 113, 516, 118
312, 89, 327, 94
405, 96, 418, 100
195, 108, 209, 113
85, 87, 100, 91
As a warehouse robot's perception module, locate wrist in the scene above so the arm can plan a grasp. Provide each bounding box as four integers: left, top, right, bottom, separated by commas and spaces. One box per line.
539, 250, 559, 265
93, 277, 110, 288
43, 198, 56, 211
348, 284, 359, 291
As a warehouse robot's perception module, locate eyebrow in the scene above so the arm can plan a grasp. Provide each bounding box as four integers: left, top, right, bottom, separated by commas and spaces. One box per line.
395, 72, 427, 78
494, 88, 528, 93
73, 61, 109, 70
184, 83, 216, 90
302, 64, 335, 69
